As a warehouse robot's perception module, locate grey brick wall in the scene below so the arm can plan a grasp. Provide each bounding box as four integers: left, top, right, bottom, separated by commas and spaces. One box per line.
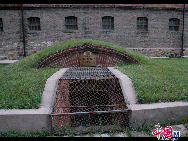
0, 7, 187, 60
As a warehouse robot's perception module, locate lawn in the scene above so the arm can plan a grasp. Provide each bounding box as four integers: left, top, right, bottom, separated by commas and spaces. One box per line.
0, 64, 8, 68
117, 58, 188, 104
0, 65, 60, 109
0, 39, 149, 109
0, 39, 187, 109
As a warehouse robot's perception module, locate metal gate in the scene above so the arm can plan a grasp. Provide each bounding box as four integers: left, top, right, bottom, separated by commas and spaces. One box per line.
49, 67, 129, 135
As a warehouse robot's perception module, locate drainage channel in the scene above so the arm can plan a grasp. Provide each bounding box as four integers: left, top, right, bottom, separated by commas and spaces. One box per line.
49, 67, 129, 135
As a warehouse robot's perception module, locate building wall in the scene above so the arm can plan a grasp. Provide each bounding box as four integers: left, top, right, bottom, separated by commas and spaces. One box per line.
0, 7, 187, 60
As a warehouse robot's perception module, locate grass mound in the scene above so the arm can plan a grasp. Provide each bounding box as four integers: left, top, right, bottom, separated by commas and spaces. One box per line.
1, 39, 187, 109
0, 39, 149, 109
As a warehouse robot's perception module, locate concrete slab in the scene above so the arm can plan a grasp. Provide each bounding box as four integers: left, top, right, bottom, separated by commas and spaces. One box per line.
0, 60, 18, 64
130, 101, 188, 110
44, 80, 58, 92
40, 91, 56, 108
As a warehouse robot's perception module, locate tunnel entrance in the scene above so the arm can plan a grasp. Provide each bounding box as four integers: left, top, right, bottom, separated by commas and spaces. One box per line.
49, 67, 129, 134
34, 43, 139, 68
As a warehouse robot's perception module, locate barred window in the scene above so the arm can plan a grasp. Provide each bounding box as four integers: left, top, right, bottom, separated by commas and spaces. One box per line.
28, 17, 41, 31
0, 18, 3, 32
102, 16, 114, 30
169, 18, 180, 31
65, 16, 78, 30
137, 17, 148, 30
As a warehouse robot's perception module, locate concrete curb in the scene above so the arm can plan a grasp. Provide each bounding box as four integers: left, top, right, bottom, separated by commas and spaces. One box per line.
130, 102, 188, 128
0, 68, 68, 133
109, 67, 188, 128
108, 67, 137, 105
0, 60, 18, 64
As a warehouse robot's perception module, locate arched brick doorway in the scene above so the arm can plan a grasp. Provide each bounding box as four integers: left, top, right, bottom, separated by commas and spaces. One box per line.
34, 43, 139, 68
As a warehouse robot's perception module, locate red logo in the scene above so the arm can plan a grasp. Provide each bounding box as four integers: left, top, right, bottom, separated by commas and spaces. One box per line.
153, 126, 173, 138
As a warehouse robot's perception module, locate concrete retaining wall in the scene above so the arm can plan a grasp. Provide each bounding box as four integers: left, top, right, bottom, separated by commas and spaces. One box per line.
130, 102, 188, 128
0, 112, 50, 133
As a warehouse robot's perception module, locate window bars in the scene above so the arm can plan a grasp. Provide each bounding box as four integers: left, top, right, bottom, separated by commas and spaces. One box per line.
65, 16, 78, 30
102, 16, 114, 31
169, 18, 180, 31
137, 17, 148, 31
28, 17, 41, 31
49, 67, 129, 135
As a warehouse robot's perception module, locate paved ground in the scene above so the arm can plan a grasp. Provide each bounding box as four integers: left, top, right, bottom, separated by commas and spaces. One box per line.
63, 124, 188, 137
75, 131, 151, 137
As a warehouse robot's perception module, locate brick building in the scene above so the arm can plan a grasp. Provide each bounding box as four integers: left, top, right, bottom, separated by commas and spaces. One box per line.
0, 4, 188, 60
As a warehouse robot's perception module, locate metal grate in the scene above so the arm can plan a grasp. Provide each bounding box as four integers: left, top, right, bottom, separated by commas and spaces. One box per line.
49, 67, 129, 135
61, 67, 116, 79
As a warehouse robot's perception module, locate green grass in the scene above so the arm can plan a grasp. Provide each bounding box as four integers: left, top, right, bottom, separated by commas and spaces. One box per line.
0, 39, 187, 109
0, 65, 61, 109
0, 39, 148, 109
0, 64, 8, 68
116, 58, 188, 104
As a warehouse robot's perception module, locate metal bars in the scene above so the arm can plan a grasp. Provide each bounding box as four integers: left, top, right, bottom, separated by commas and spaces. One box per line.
61, 67, 116, 80
28, 17, 41, 31
49, 67, 129, 134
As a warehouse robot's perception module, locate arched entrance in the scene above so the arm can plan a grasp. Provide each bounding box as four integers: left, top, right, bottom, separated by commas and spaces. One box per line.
34, 43, 139, 68
40, 43, 136, 134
